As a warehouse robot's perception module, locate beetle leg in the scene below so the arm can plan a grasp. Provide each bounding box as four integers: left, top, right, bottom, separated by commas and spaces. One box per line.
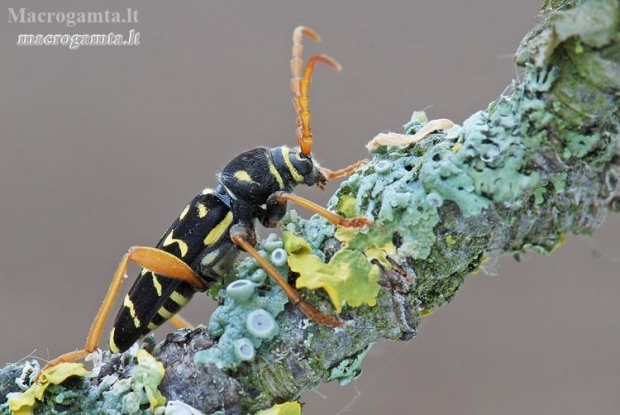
230, 224, 343, 328
273, 191, 373, 228
37, 246, 205, 380
169, 313, 195, 330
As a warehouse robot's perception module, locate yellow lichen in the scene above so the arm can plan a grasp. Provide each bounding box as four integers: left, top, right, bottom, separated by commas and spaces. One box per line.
255, 401, 302, 415
284, 232, 380, 313
8, 363, 89, 415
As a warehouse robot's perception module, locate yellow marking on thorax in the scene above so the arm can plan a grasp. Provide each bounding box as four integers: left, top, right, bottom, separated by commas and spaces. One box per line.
151, 273, 162, 296
269, 162, 285, 189
234, 170, 258, 184
282, 147, 304, 183
201, 188, 214, 195
179, 204, 190, 220
204, 212, 234, 246
162, 230, 189, 258
197, 202, 208, 218
123, 295, 141, 328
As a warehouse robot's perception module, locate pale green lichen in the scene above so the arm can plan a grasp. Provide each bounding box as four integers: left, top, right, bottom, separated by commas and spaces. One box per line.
283, 211, 335, 260
328, 343, 373, 386
157, 400, 205, 415
3, 348, 168, 415
234, 337, 257, 361
550, 172, 568, 193
328, 62, 590, 269
226, 279, 257, 303
246, 309, 278, 339
196, 234, 301, 370
7, 362, 89, 415
95, 348, 167, 415
106, 350, 166, 413
564, 131, 601, 158
534, 186, 546, 205
1, 3, 618, 414
270, 248, 288, 267
195, 276, 287, 369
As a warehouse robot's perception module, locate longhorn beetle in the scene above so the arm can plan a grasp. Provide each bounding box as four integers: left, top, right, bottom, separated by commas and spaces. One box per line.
41, 26, 371, 374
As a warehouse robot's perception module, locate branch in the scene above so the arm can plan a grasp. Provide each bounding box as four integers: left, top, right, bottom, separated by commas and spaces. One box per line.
2, 0, 619, 413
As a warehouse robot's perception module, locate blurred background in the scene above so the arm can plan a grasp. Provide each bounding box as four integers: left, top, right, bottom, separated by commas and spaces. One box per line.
2, 1, 620, 414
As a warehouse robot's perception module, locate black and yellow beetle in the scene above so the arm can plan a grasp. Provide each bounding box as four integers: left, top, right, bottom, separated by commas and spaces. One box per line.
41, 26, 371, 373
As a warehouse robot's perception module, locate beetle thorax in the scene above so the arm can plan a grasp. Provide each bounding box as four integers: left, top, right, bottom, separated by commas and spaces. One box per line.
217, 146, 325, 208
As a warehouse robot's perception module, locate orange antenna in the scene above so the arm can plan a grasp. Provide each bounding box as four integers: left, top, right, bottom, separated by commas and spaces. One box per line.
291, 26, 342, 157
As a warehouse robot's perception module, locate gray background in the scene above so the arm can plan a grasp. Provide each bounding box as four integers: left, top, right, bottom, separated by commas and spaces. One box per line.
2, 1, 620, 414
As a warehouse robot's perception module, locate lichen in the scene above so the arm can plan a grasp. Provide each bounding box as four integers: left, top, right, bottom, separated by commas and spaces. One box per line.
328, 343, 373, 386
7, 362, 89, 415
324, 57, 599, 312
255, 401, 301, 415
158, 400, 205, 415
195, 266, 287, 369
284, 231, 381, 312
4, 348, 168, 415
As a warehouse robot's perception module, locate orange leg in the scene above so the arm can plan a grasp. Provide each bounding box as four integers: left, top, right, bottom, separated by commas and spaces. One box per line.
37, 246, 205, 379
230, 224, 343, 328
169, 313, 195, 330
275, 191, 373, 228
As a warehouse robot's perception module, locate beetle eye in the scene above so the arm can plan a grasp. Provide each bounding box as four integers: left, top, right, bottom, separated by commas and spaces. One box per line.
290, 152, 313, 176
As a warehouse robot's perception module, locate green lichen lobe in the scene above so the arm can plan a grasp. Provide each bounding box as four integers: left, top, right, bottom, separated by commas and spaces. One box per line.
333, 93, 548, 266
328, 343, 373, 386
284, 231, 381, 312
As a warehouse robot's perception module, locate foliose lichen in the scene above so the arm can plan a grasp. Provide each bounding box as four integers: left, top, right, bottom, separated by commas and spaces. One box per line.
255, 401, 301, 415
194, 236, 290, 370
4, 348, 167, 415
194, 278, 285, 369
328, 343, 373, 386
